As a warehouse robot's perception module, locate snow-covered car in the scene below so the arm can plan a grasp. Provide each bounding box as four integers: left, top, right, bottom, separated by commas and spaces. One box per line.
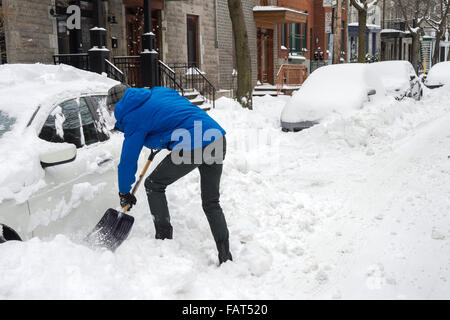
368, 60, 423, 101
423, 61, 450, 89
0, 64, 122, 240
281, 63, 386, 132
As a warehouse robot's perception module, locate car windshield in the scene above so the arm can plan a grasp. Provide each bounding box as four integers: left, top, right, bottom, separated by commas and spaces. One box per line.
0, 110, 16, 139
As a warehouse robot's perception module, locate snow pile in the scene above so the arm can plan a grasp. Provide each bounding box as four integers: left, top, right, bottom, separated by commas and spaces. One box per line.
0, 64, 117, 203
0, 86, 450, 299
425, 61, 450, 87
281, 63, 386, 123
27, 182, 107, 232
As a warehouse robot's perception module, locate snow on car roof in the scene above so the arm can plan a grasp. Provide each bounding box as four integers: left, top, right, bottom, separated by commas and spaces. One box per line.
368, 60, 414, 92
281, 63, 386, 123
426, 61, 450, 87
0, 63, 118, 132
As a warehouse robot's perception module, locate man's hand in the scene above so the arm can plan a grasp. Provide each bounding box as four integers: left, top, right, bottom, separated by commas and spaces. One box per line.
119, 192, 137, 210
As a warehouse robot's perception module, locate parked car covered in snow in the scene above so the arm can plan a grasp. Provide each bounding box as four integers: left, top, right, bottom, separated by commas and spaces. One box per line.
280, 63, 386, 132
368, 60, 423, 101
423, 61, 450, 89
0, 64, 122, 240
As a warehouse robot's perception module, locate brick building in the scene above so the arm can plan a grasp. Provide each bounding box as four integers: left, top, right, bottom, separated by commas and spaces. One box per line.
0, 0, 348, 93
251, 0, 348, 86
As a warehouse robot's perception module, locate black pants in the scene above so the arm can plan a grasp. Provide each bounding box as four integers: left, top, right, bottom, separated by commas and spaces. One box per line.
144, 137, 229, 243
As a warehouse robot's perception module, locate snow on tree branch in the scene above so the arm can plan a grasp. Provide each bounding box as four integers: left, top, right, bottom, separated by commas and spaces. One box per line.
350, 0, 379, 11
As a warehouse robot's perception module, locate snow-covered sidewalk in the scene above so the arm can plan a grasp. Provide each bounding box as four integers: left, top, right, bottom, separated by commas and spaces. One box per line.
1, 87, 449, 299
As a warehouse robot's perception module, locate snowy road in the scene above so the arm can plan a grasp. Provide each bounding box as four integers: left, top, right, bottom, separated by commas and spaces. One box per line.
0, 87, 449, 299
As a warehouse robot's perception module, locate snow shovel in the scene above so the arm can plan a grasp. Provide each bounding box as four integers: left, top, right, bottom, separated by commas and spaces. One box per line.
85, 149, 160, 251
0, 224, 22, 243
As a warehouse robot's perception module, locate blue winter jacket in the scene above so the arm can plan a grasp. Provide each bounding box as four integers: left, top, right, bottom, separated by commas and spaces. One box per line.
114, 87, 226, 193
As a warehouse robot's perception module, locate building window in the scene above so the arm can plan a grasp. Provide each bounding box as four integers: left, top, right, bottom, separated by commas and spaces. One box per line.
56, 0, 94, 54
187, 15, 200, 67
289, 23, 300, 55
281, 24, 288, 49
302, 23, 307, 51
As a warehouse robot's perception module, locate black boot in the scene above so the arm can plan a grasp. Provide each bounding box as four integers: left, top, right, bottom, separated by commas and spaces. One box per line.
216, 240, 232, 265
155, 225, 173, 240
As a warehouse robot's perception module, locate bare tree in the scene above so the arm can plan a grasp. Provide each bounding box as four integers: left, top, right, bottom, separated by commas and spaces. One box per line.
227, 0, 253, 110
425, 0, 450, 64
350, 0, 378, 63
333, 0, 343, 64
396, 0, 431, 72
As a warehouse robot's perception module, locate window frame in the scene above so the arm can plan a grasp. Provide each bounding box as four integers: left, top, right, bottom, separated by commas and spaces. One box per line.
38, 94, 111, 148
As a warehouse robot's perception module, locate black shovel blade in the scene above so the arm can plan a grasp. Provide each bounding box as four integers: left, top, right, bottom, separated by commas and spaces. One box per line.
84, 208, 134, 251
0, 224, 22, 243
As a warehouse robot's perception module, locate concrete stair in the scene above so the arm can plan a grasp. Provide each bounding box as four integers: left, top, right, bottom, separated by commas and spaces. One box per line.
182, 89, 211, 111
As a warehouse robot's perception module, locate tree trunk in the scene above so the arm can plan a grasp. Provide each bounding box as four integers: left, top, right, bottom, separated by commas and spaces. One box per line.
357, 8, 367, 63
227, 0, 253, 110
333, 0, 343, 64
448, 44, 450, 61
432, 31, 442, 65
411, 32, 420, 73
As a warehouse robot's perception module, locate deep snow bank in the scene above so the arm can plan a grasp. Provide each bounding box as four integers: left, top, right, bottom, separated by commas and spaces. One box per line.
1, 87, 449, 299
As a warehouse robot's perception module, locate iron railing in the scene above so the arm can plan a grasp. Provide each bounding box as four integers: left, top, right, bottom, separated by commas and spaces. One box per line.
168, 63, 216, 108
158, 60, 184, 96
53, 53, 89, 70
105, 59, 125, 84
113, 56, 142, 88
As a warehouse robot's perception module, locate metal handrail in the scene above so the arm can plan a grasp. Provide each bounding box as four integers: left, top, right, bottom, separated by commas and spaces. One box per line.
105, 59, 125, 83
158, 60, 184, 96
168, 63, 216, 108
192, 66, 216, 109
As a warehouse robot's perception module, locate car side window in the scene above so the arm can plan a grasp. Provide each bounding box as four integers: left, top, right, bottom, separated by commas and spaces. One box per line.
39, 97, 100, 148
79, 98, 101, 146
85, 95, 115, 141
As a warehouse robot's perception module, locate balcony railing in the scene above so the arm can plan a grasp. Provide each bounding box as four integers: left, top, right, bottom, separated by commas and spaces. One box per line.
383, 19, 416, 32
53, 53, 89, 71
113, 56, 142, 88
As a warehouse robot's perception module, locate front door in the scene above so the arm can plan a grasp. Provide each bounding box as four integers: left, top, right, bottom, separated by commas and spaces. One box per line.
265, 29, 274, 84
126, 7, 144, 56
187, 15, 199, 67
257, 28, 274, 84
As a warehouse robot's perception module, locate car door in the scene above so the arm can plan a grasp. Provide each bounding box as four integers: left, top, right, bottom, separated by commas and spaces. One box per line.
27, 95, 121, 239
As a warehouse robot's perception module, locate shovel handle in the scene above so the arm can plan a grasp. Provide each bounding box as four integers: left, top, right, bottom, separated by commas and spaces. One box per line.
123, 149, 161, 213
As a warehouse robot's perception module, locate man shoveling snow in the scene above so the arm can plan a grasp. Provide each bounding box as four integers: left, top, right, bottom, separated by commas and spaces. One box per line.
106, 84, 232, 265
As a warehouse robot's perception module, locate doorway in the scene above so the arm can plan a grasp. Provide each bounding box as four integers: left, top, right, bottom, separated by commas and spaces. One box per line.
124, 4, 161, 56
257, 28, 274, 84
187, 15, 199, 67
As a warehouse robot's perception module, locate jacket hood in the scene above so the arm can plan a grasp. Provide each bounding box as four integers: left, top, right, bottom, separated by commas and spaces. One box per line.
114, 88, 153, 130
